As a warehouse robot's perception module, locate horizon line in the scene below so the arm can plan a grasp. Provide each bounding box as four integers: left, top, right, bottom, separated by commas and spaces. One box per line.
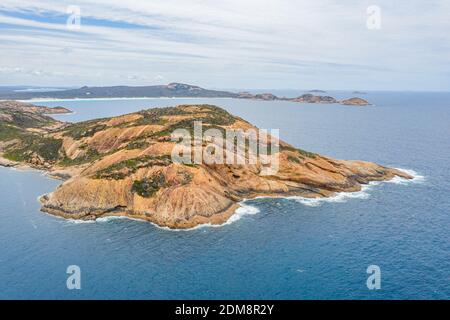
1, 84, 449, 94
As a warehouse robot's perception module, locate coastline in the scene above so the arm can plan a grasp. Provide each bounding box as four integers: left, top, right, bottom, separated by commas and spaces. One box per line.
17, 97, 236, 103
40, 167, 422, 231
17, 96, 371, 106
38, 167, 422, 231
43, 110, 74, 115
0, 156, 74, 180
3, 94, 370, 106
0, 102, 411, 230
0, 154, 423, 231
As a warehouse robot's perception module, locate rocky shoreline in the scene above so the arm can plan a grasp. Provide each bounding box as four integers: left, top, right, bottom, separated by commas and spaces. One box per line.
0, 153, 411, 230
237, 91, 370, 105
1, 101, 409, 229
35, 163, 410, 229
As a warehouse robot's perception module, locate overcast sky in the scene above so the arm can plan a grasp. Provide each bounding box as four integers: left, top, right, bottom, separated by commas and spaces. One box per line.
0, 0, 449, 91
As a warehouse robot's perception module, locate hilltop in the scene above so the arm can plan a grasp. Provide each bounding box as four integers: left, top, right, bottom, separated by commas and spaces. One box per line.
0, 83, 238, 100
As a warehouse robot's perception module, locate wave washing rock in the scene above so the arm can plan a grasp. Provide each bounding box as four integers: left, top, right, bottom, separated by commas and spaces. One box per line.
0, 102, 410, 229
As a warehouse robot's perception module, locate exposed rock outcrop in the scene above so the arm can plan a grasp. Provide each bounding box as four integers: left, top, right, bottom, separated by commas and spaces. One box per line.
1, 102, 409, 229
341, 97, 371, 106
291, 94, 337, 103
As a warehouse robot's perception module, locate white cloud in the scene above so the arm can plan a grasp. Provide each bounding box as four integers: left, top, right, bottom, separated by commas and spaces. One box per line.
0, 0, 449, 90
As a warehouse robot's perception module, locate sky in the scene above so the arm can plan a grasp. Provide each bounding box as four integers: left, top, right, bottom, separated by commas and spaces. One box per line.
0, 0, 449, 91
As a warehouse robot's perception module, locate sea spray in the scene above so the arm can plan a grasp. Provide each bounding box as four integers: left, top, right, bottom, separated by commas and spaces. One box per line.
391, 168, 425, 184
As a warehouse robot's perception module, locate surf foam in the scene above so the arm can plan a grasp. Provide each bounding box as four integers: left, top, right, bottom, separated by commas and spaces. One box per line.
61, 168, 424, 230
287, 167, 424, 207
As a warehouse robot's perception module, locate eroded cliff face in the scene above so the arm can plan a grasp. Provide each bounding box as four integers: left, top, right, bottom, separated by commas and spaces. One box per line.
1, 102, 411, 229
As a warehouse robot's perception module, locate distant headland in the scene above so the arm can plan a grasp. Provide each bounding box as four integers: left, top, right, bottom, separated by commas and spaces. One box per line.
0, 83, 370, 106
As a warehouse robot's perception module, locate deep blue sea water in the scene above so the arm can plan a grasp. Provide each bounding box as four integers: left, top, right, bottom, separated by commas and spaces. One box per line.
1, 91, 449, 299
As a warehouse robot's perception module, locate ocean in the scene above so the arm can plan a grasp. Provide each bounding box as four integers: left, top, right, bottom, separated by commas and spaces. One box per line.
1, 91, 449, 299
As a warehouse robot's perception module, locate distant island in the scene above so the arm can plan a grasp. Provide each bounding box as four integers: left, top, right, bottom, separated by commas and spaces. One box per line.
290, 94, 337, 103
0, 82, 371, 106
341, 97, 371, 106
0, 100, 409, 229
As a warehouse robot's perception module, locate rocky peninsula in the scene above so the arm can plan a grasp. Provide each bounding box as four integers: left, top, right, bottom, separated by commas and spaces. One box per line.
0, 100, 409, 229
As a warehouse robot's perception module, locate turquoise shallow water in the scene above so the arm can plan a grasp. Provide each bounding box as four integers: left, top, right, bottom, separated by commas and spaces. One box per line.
1, 91, 449, 299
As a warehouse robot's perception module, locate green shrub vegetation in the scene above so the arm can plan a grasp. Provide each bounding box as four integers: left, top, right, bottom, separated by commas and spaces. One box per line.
94, 155, 172, 180
281, 144, 317, 159
178, 171, 193, 185
125, 139, 151, 150
59, 148, 101, 166
131, 173, 167, 197
7, 113, 54, 128
287, 154, 301, 163
3, 135, 63, 162
62, 121, 107, 139
127, 106, 198, 127
151, 120, 228, 139
0, 124, 27, 141
131, 105, 236, 137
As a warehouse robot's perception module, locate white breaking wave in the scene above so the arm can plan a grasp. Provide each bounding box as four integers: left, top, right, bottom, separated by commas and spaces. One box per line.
62, 203, 261, 231
61, 168, 424, 230
96, 216, 130, 223
390, 168, 426, 184
156, 203, 261, 231
288, 187, 371, 207
66, 219, 96, 224
224, 203, 260, 224
288, 167, 424, 207
66, 215, 144, 225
